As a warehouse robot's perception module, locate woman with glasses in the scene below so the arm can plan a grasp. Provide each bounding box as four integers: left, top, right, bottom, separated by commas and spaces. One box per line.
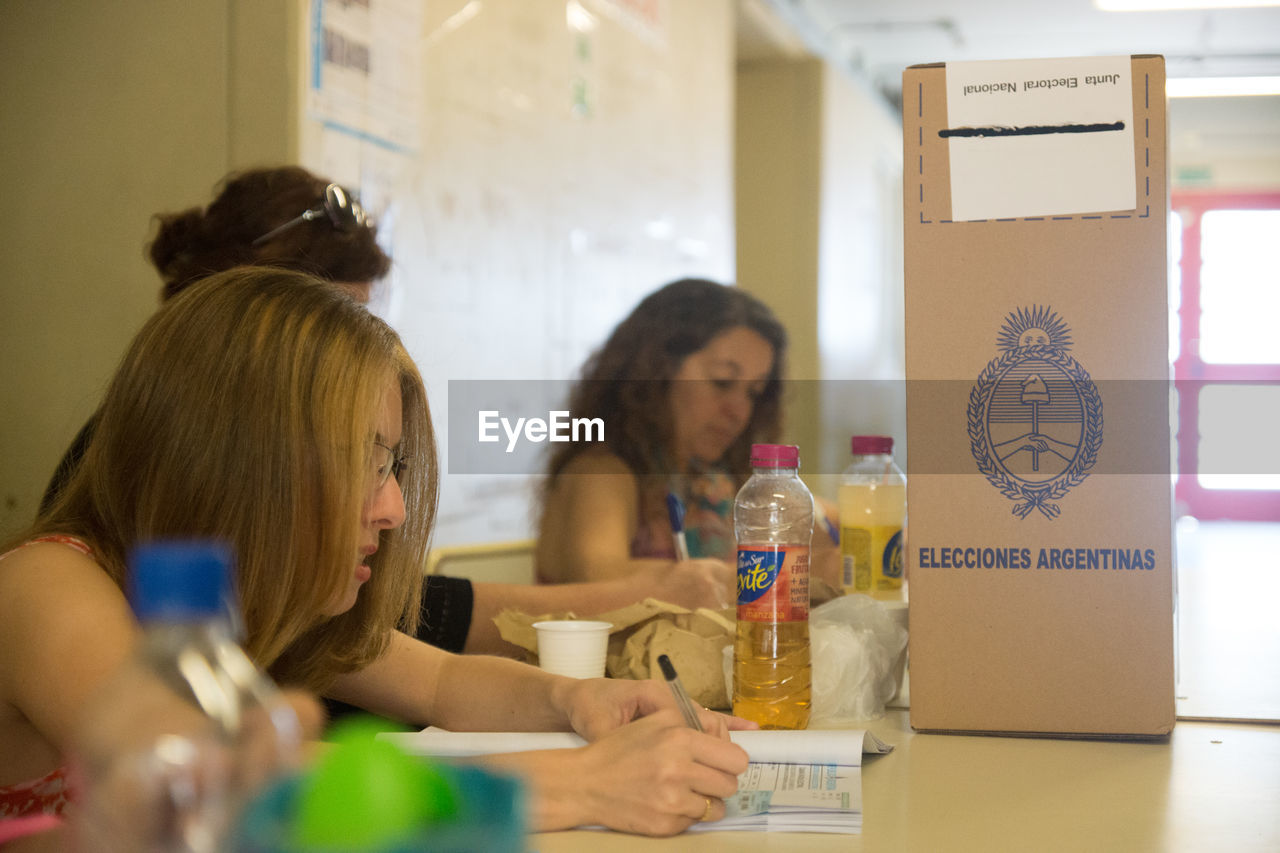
40, 166, 733, 658
1, 267, 749, 834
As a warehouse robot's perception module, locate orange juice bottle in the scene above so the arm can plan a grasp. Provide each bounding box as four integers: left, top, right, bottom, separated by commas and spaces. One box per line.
733, 444, 812, 730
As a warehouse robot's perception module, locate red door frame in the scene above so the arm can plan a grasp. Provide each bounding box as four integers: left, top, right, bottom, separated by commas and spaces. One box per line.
1172, 189, 1280, 520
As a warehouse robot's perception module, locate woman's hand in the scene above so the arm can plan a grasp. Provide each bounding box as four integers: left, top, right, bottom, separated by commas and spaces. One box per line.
553, 676, 756, 742
502, 709, 750, 835
638, 558, 735, 611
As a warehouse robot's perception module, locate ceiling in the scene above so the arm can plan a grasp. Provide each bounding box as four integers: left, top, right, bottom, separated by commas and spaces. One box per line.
738, 0, 1280, 105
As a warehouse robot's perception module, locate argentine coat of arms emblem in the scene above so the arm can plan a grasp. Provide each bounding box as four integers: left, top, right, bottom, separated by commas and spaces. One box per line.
968, 307, 1103, 519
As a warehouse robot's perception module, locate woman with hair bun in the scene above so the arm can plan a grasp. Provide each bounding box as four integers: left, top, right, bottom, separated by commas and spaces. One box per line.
148, 165, 390, 302
40, 167, 733, 660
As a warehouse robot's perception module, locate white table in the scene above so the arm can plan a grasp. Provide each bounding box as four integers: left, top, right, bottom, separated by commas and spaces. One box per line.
531, 709, 1280, 852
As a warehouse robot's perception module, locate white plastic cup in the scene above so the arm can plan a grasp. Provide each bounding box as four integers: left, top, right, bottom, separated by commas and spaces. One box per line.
532, 620, 612, 678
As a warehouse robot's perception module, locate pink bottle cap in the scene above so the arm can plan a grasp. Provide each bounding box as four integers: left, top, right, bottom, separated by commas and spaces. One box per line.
750, 443, 800, 467
851, 435, 893, 455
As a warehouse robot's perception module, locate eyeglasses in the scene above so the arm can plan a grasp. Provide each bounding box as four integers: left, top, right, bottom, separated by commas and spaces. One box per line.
252, 183, 368, 247
370, 441, 408, 492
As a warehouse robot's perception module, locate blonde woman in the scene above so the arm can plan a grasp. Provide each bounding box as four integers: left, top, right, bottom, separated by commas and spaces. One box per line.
0, 268, 748, 836
41, 165, 733, 657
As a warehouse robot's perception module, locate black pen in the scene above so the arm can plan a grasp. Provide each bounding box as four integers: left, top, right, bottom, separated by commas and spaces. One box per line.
657, 653, 703, 733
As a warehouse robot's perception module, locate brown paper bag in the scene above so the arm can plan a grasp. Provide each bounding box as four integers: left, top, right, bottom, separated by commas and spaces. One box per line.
493, 598, 735, 709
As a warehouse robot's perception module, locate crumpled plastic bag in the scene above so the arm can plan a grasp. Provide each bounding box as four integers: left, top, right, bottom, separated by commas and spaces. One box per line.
721, 594, 908, 724
809, 594, 908, 724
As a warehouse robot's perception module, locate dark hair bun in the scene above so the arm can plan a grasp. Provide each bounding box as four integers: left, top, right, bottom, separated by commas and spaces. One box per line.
146, 166, 391, 300
150, 208, 216, 299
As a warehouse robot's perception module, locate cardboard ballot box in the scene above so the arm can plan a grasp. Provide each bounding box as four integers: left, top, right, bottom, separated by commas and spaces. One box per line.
902, 55, 1175, 737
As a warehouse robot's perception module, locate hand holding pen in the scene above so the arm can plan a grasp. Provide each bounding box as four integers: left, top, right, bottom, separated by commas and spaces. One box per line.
665, 492, 691, 561
550, 666, 750, 833
657, 653, 703, 732
664, 491, 736, 610
659, 653, 715, 823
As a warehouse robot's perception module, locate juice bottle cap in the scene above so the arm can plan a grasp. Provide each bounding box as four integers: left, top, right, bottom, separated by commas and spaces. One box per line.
851, 435, 893, 455
750, 443, 800, 468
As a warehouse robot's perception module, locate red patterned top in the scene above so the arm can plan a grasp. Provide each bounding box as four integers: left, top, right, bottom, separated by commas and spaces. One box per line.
0, 767, 72, 820
0, 534, 93, 818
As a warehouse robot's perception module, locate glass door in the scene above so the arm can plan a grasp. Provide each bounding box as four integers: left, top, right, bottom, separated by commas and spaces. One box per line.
1172, 191, 1280, 521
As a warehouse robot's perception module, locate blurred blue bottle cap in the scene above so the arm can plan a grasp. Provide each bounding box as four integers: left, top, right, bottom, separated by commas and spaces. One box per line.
128, 539, 233, 622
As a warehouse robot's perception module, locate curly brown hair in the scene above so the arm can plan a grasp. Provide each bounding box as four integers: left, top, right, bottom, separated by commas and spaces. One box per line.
148, 166, 391, 300
545, 278, 787, 484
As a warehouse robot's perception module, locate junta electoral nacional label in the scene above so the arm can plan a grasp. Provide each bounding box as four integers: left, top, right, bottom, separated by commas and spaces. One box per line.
736, 545, 810, 622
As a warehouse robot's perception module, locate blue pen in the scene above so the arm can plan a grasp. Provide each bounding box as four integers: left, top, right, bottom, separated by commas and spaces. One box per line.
665, 492, 691, 561
823, 516, 840, 546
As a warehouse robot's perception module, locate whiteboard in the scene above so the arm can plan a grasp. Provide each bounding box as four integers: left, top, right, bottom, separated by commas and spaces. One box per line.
299, 0, 735, 546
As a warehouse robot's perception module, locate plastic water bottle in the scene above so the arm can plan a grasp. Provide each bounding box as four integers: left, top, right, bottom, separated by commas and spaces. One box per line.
838, 436, 907, 596
233, 716, 526, 852
733, 444, 812, 730
73, 541, 301, 852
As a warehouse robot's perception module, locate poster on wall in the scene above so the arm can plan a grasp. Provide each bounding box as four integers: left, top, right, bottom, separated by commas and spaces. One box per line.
307, 0, 424, 153
584, 0, 669, 45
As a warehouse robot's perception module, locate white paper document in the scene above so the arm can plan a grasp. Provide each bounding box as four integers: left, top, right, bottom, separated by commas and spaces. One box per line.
383, 727, 892, 834
944, 56, 1136, 221
690, 760, 864, 834
384, 727, 890, 764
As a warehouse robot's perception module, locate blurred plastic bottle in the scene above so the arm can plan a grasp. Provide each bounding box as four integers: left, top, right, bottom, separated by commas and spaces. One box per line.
838, 436, 906, 596
232, 716, 526, 852
733, 444, 812, 730
74, 541, 301, 853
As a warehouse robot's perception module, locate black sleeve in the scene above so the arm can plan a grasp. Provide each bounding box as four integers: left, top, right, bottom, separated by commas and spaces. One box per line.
40, 414, 99, 515
417, 575, 475, 654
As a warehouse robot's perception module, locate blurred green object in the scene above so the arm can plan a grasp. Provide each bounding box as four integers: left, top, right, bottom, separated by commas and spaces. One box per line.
293, 717, 459, 848
231, 715, 526, 852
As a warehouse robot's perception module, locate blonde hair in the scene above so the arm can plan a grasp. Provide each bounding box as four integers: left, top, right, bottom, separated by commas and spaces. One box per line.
26, 267, 436, 690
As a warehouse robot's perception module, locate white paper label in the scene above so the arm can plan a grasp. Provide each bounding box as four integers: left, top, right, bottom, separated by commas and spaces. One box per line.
944, 56, 1136, 221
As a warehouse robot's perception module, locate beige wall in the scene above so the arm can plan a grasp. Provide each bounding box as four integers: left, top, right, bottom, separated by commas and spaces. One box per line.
735, 58, 903, 499
3, 2, 207, 538
813, 62, 905, 497
0, 1, 300, 539
735, 57, 825, 501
